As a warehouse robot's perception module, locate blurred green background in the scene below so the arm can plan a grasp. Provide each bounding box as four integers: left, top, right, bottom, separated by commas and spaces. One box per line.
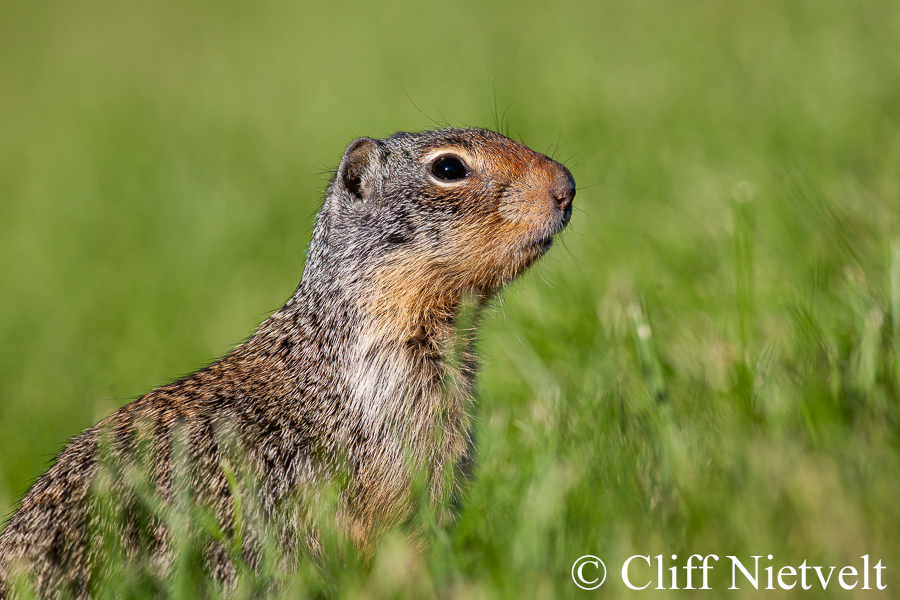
2, 0, 899, 597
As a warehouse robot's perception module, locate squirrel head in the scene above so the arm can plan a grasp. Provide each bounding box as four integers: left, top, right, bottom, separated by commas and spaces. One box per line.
308, 128, 575, 336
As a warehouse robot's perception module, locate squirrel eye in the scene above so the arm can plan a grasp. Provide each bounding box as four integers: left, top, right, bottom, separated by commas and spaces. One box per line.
431, 155, 468, 181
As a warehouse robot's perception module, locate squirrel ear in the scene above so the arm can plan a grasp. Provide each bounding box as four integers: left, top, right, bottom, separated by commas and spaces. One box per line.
337, 137, 383, 202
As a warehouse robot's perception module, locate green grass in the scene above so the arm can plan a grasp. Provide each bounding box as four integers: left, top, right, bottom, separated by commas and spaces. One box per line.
2, 0, 900, 597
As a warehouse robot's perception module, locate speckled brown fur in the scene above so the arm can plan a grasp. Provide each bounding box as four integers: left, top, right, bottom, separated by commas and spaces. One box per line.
0, 128, 574, 598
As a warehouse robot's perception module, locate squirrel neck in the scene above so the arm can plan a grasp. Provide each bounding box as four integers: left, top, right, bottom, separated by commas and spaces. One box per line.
289, 213, 490, 360
238, 223, 487, 452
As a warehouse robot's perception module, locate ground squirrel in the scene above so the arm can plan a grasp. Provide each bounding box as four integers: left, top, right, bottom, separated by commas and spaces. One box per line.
0, 127, 575, 597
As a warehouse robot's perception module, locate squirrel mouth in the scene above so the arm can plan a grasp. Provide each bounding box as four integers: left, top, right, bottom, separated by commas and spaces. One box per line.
562, 203, 573, 227
523, 234, 555, 258
518, 209, 569, 260
536, 235, 554, 251
538, 211, 570, 250
528, 214, 569, 255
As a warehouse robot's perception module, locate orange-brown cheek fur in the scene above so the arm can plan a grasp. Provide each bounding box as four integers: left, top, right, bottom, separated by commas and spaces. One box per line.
363, 214, 542, 341
449, 215, 543, 283
365, 258, 458, 340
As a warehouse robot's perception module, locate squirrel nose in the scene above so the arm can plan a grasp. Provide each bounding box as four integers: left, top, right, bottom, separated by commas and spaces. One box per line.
549, 164, 576, 215
552, 183, 575, 212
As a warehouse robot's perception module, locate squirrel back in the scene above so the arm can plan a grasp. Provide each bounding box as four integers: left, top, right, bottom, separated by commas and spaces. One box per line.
0, 127, 575, 597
